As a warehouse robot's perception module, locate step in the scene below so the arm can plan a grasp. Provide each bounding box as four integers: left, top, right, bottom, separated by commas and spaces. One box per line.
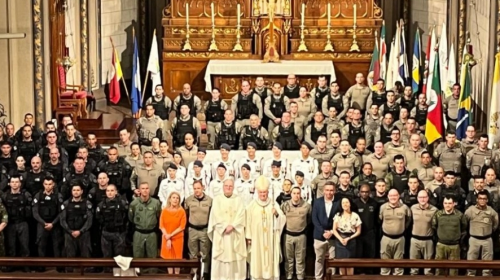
77, 111, 103, 130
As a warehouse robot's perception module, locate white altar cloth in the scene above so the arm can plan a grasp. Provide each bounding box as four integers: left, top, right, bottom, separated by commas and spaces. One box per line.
204, 59, 336, 92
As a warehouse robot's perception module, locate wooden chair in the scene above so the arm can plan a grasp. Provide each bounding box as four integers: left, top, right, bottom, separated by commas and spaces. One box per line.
57, 65, 89, 118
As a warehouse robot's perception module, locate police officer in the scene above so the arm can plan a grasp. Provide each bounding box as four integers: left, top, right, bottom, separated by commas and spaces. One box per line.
0, 141, 15, 174
410, 93, 428, 132
401, 176, 422, 207
215, 109, 242, 150
397, 86, 416, 112
414, 151, 435, 186
336, 171, 358, 200
384, 128, 406, 160
265, 82, 290, 134
96, 147, 132, 196
184, 180, 213, 278
467, 134, 495, 178
76, 147, 97, 174
443, 83, 461, 132
204, 88, 228, 149
0, 199, 6, 258
434, 131, 465, 183
60, 184, 93, 261
322, 81, 348, 119
325, 107, 346, 136
379, 91, 401, 122
462, 125, 479, 154
281, 186, 311, 280
304, 111, 328, 148
16, 124, 40, 166
96, 184, 128, 261
432, 195, 468, 276
145, 84, 172, 120
129, 182, 162, 262
426, 167, 445, 193
62, 157, 98, 199
344, 73, 371, 114
14, 113, 42, 143
239, 114, 270, 150
42, 148, 67, 187
433, 171, 467, 212
25, 156, 46, 196
130, 151, 164, 197
409, 189, 437, 276
310, 135, 335, 167
373, 113, 395, 146
465, 190, 499, 276
282, 74, 300, 101
366, 78, 387, 109
331, 140, 360, 177
342, 108, 365, 148
352, 162, 377, 191
404, 134, 427, 171
124, 142, 143, 168
136, 104, 165, 147
232, 80, 263, 127
171, 104, 202, 148
271, 112, 302, 150
385, 155, 412, 193
1, 175, 31, 271
87, 172, 109, 259
309, 75, 329, 111
172, 83, 202, 117
32, 177, 64, 260
60, 123, 84, 164
353, 184, 378, 273
311, 161, 338, 199
115, 129, 132, 157
85, 133, 106, 164
37, 131, 69, 167
40, 121, 57, 147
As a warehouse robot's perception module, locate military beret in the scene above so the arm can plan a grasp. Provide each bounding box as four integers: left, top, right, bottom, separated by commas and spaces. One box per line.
217, 163, 227, 170
247, 142, 257, 149
302, 142, 313, 150
168, 162, 178, 170
273, 142, 283, 150
220, 144, 231, 151
241, 163, 251, 171
271, 160, 281, 167
198, 147, 207, 154
193, 160, 203, 168
295, 171, 305, 177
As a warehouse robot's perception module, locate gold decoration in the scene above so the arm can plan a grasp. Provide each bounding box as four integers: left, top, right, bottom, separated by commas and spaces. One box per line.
224, 79, 239, 94
208, 2, 218, 51
164, 52, 253, 59
33, 0, 44, 129
298, 3, 308, 52
284, 0, 291, 16
324, 3, 334, 52
458, 0, 466, 66
350, 4, 360, 52
253, 0, 260, 16
233, 4, 243, 51
80, 0, 88, 88
289, 52, 372, 60
263, 0, 280, 62
183, 3, 192, 51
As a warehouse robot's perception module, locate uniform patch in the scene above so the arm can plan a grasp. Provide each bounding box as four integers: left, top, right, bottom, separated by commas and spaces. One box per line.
61, 205, 65, 210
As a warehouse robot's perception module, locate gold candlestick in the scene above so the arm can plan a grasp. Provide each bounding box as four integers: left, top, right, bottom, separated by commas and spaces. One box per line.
253, 0, 260, 16
233, 4, 243, 51
297, 3, 308, 52
324, 3, 333, 52
350, 4, 359, 52
182, 3, 192, 51
208, 2, 218, 51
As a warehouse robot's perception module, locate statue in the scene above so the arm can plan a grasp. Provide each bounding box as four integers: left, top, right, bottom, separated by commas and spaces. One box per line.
263, 0, 280, 63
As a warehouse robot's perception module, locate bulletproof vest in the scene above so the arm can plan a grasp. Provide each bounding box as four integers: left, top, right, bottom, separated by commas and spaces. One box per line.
38, 192, 59, 222
236, 92, 258, 120
337, 186, 356, 201
17, 140, 38, 164
391, 170, 411, 193
0, 156, 14, 173
371, 92, 387, 107
379, 125, 392, 144
415, 107, 427, 126
176, 95, 196, 117
66, 200, 88, 230
438, 146, 463, 173
327, 94, 344, 114
174, 116, 196, 146
278, 125, 299, 150
347, 123, 365, 148
151, 96, 169, 119
373, 195, 388, 207
242, 126, 266, 150
314, 87, 331, 109
5, 192, 27, 222
383, 103, 401, 121
69, 173, 91, 194
358, 174, 377, 191
283, 86, 300, 99
438, 186, 463, 209
103, 161, 124, 188
89, 187, 107, 207
61, 138, 81, 163
310, 125, 327, 144
402, 190, 419, 207
101, 199, 125, 231
25, 171, 45, 195
87, 146, 105, 163
43, 162, 64, 185
270, 95, 286, 118
217, 122, 238, 149
39, 146, 62, 163
400, 97, 416, 111
205, 100, 224, 123
252, 88, 268, 102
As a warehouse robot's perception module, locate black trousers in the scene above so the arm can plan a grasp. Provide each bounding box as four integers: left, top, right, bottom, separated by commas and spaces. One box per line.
36, 223, 62, 257
5, 222, 29, 258
64, 231, 91, 258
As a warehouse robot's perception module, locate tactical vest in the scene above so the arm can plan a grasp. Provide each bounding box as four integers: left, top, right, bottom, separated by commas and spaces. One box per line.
66, 200, 87, 230
415, 107, 427, 126
310, 125, 327, 144
151, 96, 170, 119
358, 174, 377, 191
314, 87, 331, 109
337, 186, 357, 201
4, 192, 27, 223
437, 186, 463, 209
43, 162, 64, 185
68, 173, 91, 194
38, 192, 59, 222
236, 92, 258, 120
327, 94, 344, 114
391, 170, 411, 194
278, 125, 299, 150
348, 123, 365, 148
283, 86, 300, 99
217, 122, 238, 149
101, 199, 125, 232
87, 146, 105, 163
17, 140, 38, 165
402, 190, 419, 207
89, 187, 107, 206
176, 95, 196, 117
373, 195, 388, 207
205, 100, 224, 122
400, 97, 416, 111
371, 92, 387, 107
61, 138, 81, 163
241, 126, 266, 150
383, 103, 401, 121
25, 171, 45, 195
379, 125, 393, 144
103, 161, 124, 188
270, 95, 286, 118
174, 116, 196, 146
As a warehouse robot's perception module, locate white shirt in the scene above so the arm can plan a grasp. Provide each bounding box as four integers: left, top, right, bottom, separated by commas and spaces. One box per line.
158, 177, 186, 207
175, 165, 187, 180
234, 177, 255, 207
211, 158, 237, 178
262, 157, 289, 178
325, 198, 333, 216
208, 176, 227, 198
238, 156, 263, 180
290, 156, 319, 182
265, 175, 285, 201
184, 175, 209, 198
187, 161, 211, 181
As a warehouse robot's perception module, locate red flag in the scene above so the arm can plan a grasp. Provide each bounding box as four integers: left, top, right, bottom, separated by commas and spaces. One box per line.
422, 29, 433, 95
108, 47, 122, 104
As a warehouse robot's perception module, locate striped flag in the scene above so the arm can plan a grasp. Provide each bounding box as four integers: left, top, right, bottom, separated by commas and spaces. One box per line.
445, 43, 457, 98
412, 29, 421, 95
380, 21, 387, 81
423, 27, 434, 95
131, 33, 142, 115
488, 53, 500, 148
425, 29, 437, 101
108, 42, 123, 104
425, 50, 444, 144
456, 50, 472, 140
368, 34, 380, 90
398, 20, 409, 85
391, 21, 401, 87
438, 22, 448, 94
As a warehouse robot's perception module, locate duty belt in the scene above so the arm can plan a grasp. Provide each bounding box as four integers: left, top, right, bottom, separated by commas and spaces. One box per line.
412, 235, 433, 241
382, 231, 404, 239
471, 234, 492, 240
135, 228, 155, 234
188, 223, 208, 230
285, 229, 307, 236
437, 240, 459, 246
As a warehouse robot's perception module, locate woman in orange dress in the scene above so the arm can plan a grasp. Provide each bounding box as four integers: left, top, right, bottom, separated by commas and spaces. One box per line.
159, 191, 187, 274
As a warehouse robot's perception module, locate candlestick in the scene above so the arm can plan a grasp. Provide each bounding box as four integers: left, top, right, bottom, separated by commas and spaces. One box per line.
353, 4, 356, 25
237, 4, 241, 26
349, 3, 359, 52
301, 3, 305, 25
182, 3, 192, 51
297, 3, 307, 52
233, 3, 243, 51
324, 3, 333, 52
208, 2, 218, 51
211, 2, 215, 23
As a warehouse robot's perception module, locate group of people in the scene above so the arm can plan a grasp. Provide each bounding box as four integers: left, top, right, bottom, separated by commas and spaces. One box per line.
0, 72, 497, 280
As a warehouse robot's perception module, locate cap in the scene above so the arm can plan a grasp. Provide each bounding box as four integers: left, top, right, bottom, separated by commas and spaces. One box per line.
193, 160, 203, 168
273, 142, 283, 150
167, 162, 178, 170
217, 163, 227, 170
241, 163, 251, 171
302, 142, 313, 150
295, 171, 305, 177
198, 147, 207, 154
247, 142, 257, 149
220, 144, 231, 151
271, 160, 282, 167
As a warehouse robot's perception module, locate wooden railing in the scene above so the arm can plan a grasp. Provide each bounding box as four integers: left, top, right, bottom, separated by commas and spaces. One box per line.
0, 258, 200, 280
324, 259, 500, 280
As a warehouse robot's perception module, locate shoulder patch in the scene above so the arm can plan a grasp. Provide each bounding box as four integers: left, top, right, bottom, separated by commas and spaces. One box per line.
61, 204, 65, 210
33, 198, 38, 204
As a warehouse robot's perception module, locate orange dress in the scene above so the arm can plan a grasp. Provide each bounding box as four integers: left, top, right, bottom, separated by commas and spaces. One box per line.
159, 207, 186, 259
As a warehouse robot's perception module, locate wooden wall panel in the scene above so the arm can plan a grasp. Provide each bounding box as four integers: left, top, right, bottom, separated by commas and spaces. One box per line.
49, 0, 66, 111
163, 60, 209, 100
333, 62, 371, 92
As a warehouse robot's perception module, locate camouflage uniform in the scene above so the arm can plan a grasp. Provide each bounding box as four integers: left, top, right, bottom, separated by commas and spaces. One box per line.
0, 201, 7, 256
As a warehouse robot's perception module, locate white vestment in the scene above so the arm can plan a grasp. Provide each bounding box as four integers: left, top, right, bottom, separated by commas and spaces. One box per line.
246, 198, 286, 280
208, 193, 247, 280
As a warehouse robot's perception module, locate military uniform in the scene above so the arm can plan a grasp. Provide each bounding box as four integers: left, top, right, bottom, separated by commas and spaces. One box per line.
321, 92, 348, 119
409, 203, 438, 275
379, 102, 401, 121
231, 92, 263, 127
434, 142, 464, 182
465, 189, 493, 209
17, 139, 40, 168
311, 173, 338, 199
37, 145, 69, 167
304, 123, 328, 148
1, 190, 32, 259
341, 122, 365, 149
272, 123, 303, 150
60, 198, 93, 258
136, 116, 164, 147
433, 185, 467, 212
363, 153, 391, 179
352, 173, 377, 191
461, 138, 478, 154
215, 121, 241, 150
32, 190, 64, 258
345, 84, 371, 111
383, 142, 406, 161
146, 95, 172, 120
331, 153, 360, 177
203, 99, 228, 149
129, 197, 162, 258
443, 95, 459, 132
465, 204, 499, 276
467, 147, 495, 177
184, 194, 213, 274
172, 94, 202, 117
239, 125, 269, 150
410, 105, 428, 131
353, 197, 379, 267
398, 95, 416, 111
62, 171, 97, 199
86, 144, 106, 164
96, 196, 129, 258
432, 209, 467, 276
171, 115, 202, 148
96, 158, 132, 195
403, 147, 426, 171
130, 163, 164, 197
401, 188, 421, 207
264, 94, 290, 133
336, 185, 359, 201
281, 198, 311, 280
310, 147, 335, 168
60, 136, 84, 164
414, 164, 436, 186
0, 201, 7, 257
124, 154, 143, 169
385, 169, 412, 193
373, 124, 395, 146
24, 169, 47, 196
114, 141, 132, 158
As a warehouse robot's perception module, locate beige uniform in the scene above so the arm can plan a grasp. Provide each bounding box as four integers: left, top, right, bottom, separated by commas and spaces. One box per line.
322, 93, 349, 119
403, 147, 426, 171
281, 199, 311, 280
325, 118, 345, 136
125, 155, 143, 169
130, 163, 164, 194
393, 119, 407, 131
379, 202, 412, 276
434, 142, 465, 174
231, 92, 263, 126
409, 204, 438, 275
443, 95, 459, 131
202, 99, 229, 149
295, 97, 316, 123
363, 153, 391, 179
331, 153, 360, 177
461, 139, 478, 154
153, 153, 173, 168
114, 141, 132, 158
465, 205, 499, 276
414, 164, 436, 186
384, 142, 406, 161
345, 84, 371, 110
185, 194, 213, 272
311, 173, 338, 199
264, 94, 291, 133
136, 116, 165, 146
466, 147, 495, 177
177, 145, 198, 168
271, 123, 304, 143
171, 115, 202, 146
172, 94, 203, 115
290, 113, 306, 131
310, 147, 335, 168
401, 130, 427, 147
425, 180, 444, 193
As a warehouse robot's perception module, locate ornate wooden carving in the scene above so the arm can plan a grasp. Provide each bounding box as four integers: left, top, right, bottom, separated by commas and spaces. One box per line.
49, 0, 66, 113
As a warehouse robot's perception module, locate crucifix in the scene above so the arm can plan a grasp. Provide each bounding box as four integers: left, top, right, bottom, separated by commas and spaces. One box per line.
262, 0, 279, 63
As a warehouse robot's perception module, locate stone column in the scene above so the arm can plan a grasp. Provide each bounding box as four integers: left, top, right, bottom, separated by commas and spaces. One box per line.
33, 0, 45, 129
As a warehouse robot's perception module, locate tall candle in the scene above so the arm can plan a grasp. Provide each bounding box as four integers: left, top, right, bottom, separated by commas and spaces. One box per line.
211, 2, 215, 24
237, 4, 241, 26
353, 4, 356, 25
186, 3, 189, 23
301, 3, 305, 25
327, 3, 331, 26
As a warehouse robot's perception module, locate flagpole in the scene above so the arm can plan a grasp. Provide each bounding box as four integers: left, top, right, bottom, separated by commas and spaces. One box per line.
110, 36, 131, 105
137, 29, 156, 118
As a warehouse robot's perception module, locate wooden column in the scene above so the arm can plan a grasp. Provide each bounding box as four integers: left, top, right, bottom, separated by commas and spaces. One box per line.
49, 0, 65, 114
33, 0, 45, 129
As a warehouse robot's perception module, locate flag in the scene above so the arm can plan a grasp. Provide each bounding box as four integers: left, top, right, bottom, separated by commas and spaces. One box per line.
445, 43, 457, 97
108, 43, 123, 104
147, 31, 162, 97
368, 35, 380, 90
131, 34, 142, 115
425, 50, 444, 144
425, 28, 437, 102
386, 39, 396, 88
423, 27, 434, 95
379, 21, 387, 81
391, 21, 401, 87
412, 29, 421, 95
488, 53, 500, 148
398, 21, 409, 85
438, 22, 448, 94
456, 51, 472, 140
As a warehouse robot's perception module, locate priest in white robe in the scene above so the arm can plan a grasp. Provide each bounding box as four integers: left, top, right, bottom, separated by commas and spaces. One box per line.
208, 178, 247, 280
246, 176, 286, 280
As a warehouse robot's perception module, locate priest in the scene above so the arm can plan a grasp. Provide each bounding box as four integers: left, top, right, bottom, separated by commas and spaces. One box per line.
246, 176, 286, 280
208, 178, 247, 280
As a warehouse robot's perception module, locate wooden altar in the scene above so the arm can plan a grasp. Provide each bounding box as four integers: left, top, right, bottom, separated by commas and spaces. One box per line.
162, 0, 383, 100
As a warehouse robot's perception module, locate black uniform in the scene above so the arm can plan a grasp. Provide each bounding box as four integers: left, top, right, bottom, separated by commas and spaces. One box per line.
62, 172, 98, 199
414, 106, 428, 128
16, 140, 40, 167
283, 86, 300, 100
1, 190, 32, 259
60, 137, 84, 164
355, 174, 377, 191
236, 92, 259, 120
95, 158, 132, 195
277, 124, 300, 150
0, 166, 9, 192
175, 95, 196, 117
310, 125, 328, 145
379, 125, 393, 144
388, 169, 412, 194
32, 190, 64, 258
269, 95, 287, 119
326, 94, 344, 115
0, 155, 15, 175
399, 96, 416, 111
150, 96, 170, 120
354, 197, 379, 267
347, 123, 365, 148
401, 189, 421, 207
314, 87, 331, 110
382, 103, 401, 121
88, 186, 108, 258
24, 169, 47, 196
173, 116, 197, 147
87, 145, 106, 164
15, 126, 43, 143
433, 185, 467, 212
38, 145, 69, 167
96, 197, 129, 258
371, 92, 387, 107
241, 126, 268, 150
205, 100, 225, 123
216, 122, 239, 149
336, 186, 359, 201
60, 199, 93, 258
42, 161, 67, 187
372, 193, 388, 207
